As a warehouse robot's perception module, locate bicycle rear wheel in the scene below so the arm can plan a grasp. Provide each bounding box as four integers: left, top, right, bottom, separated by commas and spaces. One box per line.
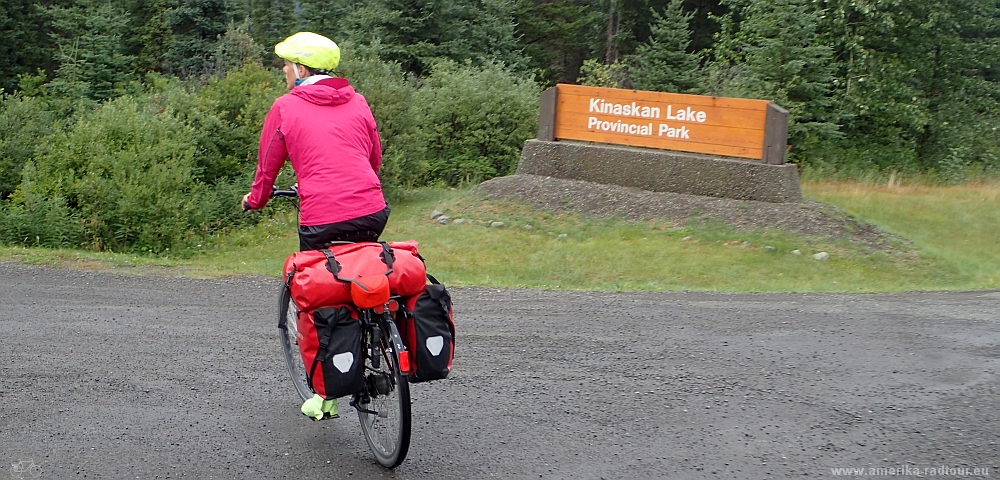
355, 318, 411, 468
278, 286, 312, 401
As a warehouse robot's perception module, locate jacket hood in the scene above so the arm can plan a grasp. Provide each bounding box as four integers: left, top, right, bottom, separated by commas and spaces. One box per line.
290, 79, 355, 106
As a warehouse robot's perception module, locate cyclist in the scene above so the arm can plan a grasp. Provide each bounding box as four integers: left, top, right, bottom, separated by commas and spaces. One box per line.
242, 31, 390, 421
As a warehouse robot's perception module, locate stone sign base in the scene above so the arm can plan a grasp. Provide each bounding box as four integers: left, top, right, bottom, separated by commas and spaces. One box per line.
517, 139, 801, 203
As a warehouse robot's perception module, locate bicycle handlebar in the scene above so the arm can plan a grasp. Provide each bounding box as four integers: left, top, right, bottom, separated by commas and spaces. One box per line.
272, 185, 299, 198
243, 185, 299, 212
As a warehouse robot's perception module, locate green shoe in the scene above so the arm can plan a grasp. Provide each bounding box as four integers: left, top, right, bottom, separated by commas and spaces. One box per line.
301, 394, 340, 421
301, 394, 325, 420
322, 398, 339, 419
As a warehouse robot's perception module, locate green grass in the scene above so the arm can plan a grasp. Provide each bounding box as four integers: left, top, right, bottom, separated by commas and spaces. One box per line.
363, 189, 965, 292
4, 181, 997, 292
804, 180, 1000, 289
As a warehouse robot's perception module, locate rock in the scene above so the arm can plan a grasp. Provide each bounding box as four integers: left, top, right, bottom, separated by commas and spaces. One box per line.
452, 218, 465, 225
523, 224, 533, 230
791, 249, 801, 255
813, 252, 830, 261
557, 233, 568, 239
764, 246, 777, 252
490, 221, 505, 228
741, 241, 750, 248
430, 209, 443, 220
436, 216, 451, 225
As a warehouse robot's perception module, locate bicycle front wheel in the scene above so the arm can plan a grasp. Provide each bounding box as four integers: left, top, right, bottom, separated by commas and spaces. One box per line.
356, 319, 411, 468
278, 286, 312, 401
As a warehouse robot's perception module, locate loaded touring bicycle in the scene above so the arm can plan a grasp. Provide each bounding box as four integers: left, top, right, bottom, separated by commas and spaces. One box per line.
268, 186, 455, 468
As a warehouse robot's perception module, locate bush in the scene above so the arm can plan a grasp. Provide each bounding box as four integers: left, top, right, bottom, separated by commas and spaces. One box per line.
0, 192, 86, 248
10, 95, 231, 252
413, 60, 539, 185
0, 93, 54, 199
143, 64, 285, 185
338, 52, 423, 193
0, 53, 546, 253
577, 59, 631, 88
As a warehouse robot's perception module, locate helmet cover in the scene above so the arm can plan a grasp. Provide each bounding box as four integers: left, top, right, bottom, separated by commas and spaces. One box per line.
275, 32, 341, 71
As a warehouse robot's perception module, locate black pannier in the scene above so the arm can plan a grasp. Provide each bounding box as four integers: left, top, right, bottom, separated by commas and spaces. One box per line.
398, 275, 455, 383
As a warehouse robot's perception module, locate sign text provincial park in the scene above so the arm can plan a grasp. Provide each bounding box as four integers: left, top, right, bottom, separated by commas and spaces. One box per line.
538, 84, 789, 164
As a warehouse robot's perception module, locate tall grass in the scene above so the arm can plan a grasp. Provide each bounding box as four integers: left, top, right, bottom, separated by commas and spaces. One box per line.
803, 180, 1000, 289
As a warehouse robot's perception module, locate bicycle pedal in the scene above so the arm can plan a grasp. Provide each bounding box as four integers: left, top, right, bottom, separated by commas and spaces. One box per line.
307, 412, 339, 421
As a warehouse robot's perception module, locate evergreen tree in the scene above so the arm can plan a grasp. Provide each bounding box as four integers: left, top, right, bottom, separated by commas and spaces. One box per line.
207, 19, 266, 76
164, 0, 233, 77
122, 0, 178, 74
680, 0, 728, 54
297, 0, 354, 44
631, 0, 702, 93
711, 0, 839, 158
345, 0, 526, 76
513, 0, 602, 85
46, 1, 135, 101
0, 0, 53, 92
240, 0, 299, 54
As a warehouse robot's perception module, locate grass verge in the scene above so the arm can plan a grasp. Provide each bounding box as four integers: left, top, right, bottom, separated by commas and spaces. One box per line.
3, 181, 997, 292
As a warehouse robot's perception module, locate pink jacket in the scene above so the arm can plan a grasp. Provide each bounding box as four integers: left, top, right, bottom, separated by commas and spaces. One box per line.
247, 78, 385, 226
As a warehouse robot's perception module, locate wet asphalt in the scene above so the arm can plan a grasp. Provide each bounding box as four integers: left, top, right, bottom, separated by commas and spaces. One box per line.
1, 263, 998, 479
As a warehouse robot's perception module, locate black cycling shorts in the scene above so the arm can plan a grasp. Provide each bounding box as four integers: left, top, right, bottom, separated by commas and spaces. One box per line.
298, 204, 391, 251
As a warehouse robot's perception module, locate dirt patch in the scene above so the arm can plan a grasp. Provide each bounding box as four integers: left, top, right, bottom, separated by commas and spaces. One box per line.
476, 174, 904, 250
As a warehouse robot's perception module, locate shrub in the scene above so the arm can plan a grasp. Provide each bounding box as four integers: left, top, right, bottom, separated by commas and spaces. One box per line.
577, 59, 631, 88
12, 95, 225, 252
144, 64, 285, 185
338, 51, 423, 193
0, 191, 86, 248
413, 60, 539, 185
0, 93, 54, 199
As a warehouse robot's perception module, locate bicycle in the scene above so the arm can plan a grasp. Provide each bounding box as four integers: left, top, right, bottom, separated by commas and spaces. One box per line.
268, 187, 412, 468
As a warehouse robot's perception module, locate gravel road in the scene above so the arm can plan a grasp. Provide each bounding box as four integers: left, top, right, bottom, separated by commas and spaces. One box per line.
1, 263, 998, 479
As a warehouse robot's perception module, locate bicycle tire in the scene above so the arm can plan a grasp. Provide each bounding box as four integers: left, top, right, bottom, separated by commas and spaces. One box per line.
278, 286, 313, 401
356, 318, 411, 468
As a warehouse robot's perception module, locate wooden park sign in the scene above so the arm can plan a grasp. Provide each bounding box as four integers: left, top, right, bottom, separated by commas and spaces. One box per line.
538, 84, 789, 164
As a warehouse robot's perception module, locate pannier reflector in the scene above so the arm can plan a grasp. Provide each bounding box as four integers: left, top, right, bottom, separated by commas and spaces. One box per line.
333, 352, 355, 373
426, 336, 444, 356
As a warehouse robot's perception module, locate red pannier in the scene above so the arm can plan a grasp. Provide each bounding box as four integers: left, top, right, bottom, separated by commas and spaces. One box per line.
283, 241, 427, 312
297, 305, 365, 399
396, 275, 455, 383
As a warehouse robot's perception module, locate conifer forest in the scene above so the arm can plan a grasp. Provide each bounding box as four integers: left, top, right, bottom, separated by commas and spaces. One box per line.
1, 0, 997, 252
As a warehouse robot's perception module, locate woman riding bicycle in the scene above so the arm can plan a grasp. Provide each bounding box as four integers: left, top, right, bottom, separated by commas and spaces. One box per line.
242, 31, 390, 420
243, 32, 389, 249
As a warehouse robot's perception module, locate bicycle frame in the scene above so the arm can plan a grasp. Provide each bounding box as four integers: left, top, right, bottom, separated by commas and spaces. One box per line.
352, 307, 408, 414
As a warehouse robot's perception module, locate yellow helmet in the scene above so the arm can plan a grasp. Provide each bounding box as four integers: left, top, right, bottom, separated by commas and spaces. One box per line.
274, 32, 341, 71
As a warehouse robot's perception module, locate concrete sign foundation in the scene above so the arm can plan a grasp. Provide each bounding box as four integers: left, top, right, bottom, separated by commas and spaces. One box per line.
523, 84, 801, 203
